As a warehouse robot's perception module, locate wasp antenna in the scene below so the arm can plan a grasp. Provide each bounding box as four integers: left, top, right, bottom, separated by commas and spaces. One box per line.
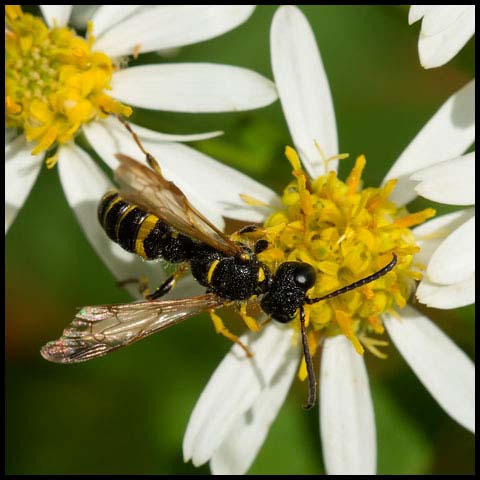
300, 306, 316, 410
306, 253, 397, 305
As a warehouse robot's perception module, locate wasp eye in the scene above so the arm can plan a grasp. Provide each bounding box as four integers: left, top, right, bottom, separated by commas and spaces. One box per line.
293, 263, 316, 290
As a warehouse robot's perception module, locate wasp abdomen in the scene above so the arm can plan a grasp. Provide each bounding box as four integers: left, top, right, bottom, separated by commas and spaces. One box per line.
98, 191, 194, 262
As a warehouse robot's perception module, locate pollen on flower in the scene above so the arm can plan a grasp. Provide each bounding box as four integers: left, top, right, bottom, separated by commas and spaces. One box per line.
241, 146, 435, 363
5, 6, 132, 158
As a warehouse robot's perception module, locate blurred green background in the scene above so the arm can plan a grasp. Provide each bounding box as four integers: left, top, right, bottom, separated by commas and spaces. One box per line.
6, 5, 474, 475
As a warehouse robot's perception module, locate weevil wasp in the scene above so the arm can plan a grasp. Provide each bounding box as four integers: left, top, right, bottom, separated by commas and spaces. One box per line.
41, 118, 397, 409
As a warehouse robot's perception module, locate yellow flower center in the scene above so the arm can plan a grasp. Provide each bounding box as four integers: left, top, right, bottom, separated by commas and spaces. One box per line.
5, 5, 132, 162
240, 147, 435, 376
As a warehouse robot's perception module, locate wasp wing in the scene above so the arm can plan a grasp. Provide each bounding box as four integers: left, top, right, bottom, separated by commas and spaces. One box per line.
114, 154, 242, 256
41, 294, 225, 364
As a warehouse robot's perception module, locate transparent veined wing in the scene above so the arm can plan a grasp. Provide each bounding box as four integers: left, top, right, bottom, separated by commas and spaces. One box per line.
114, 154, 242, 256
41, 294, 225, 364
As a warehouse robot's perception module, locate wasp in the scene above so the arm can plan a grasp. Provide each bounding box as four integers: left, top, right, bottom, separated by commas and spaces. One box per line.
41, 119, 397, 409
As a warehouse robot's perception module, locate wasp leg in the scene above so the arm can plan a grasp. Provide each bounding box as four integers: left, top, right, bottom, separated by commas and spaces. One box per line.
145, 275, 176, 300
118, 265, 188, 301
117, 276, 151, 298
258, 317, 271, 329
115, 114, 162, 175
146, 265, 189, 300
254, 239, 269, 254
209, 310, 253, 358
239, 302, 260, 332
238, 225, 259, 234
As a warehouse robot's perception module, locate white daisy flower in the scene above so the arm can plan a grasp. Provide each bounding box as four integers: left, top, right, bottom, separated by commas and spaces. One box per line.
4, 3, 278, 268
409, 5, 475, 68
180, 6, 475, 474
410, 151, 475, 309
407, 4, 475, 306
384, 77, 475, 311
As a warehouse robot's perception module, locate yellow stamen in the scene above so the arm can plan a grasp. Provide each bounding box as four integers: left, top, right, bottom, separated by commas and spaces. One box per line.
335, 309, 364, 355
45, 151, 59, 169
359, 334, 389, 359
5, 5, 22, 20
394, 209, 436, 229
367, 179, 397, 211
304, 304, 311, 328
239, 194, 271, 207
367, 315, 384, 334
5, 6, 131, 157
346, 154, 366, 195
245, 147, 434, 359
285, 145, 313, 218
314, 140, 350, 172
32, 125, 58, 155
6, 95, 22, 115
298, 358, 308, 382
133, 43, 142, 60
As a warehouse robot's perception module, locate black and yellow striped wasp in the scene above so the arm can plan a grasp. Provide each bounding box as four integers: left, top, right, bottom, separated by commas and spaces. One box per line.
41, 119, 396, 409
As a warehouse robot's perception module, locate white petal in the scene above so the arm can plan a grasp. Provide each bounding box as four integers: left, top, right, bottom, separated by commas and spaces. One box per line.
5, 128, 17, 144
427, 216, 475, 284
413, 208, 474, 266
111, 63, 277, 113
82, 119, 222, 228
210, 339, 300, 474
84, 119, 280, 224
416, 274, 475, 309
91, 5, 144, 38
271, 5, 338, 178
93, 113, 223, 143
383, 80, 474, 207
130, 128, 224, 143
5, 135, 43, 233
69, 5, 100, 30
418, 6, 475, 68
408, 5, 433, 24
95, 5, 255, 57
82, 119, 136, 170
56, 144, 166, 298
39, 5, 72, 28
320, 335, 376, 475
411, 152, 475, 206
420, 6, 472, 37
183, 323, 296, 467
139, 141, 280, 224
384, 307, 475, 433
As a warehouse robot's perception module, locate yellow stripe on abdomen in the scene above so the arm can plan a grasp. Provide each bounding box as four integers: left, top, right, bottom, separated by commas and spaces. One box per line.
115, 204, 136, 240
135, 214, 159, 259
101, 195, 122, 226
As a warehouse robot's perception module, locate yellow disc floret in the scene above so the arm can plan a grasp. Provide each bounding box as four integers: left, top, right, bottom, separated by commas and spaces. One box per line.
5, 6, 132, 162
243, 146, 435, 363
